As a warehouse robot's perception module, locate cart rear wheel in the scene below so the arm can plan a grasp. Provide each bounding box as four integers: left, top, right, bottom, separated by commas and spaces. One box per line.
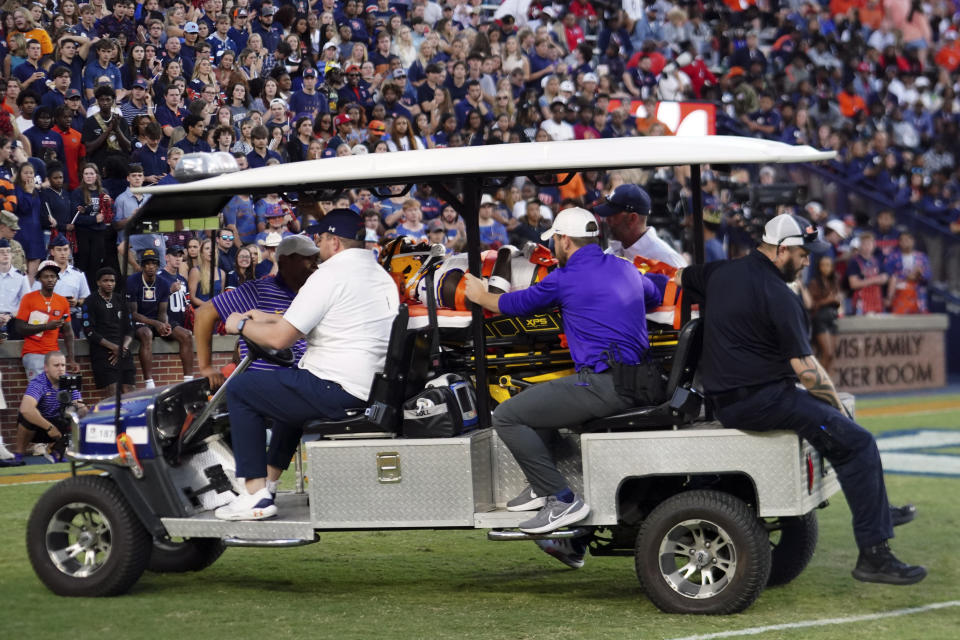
766, 513, 818, 587
26, 476, 151, 597
149, 537, 226, 573
635, 490, 771, 615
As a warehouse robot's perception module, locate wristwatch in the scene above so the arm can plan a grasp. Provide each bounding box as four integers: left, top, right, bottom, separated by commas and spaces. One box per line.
237, 317, 247, 336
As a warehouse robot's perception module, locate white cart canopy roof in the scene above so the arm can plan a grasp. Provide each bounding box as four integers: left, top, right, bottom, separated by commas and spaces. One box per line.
138, 136, 834, 199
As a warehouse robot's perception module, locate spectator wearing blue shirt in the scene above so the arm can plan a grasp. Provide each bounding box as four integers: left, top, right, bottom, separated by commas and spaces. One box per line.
288, 68, 327, 119
222, 194, 258, 245
154, 85, 186, 144
126, 248, 194, 388
83, 40, 124, 102
40, 67, 74, 112
174, 114, 212, 154
252, 3, 283, 53
208, 14, 238, 60
14, 39, 48, 98
24, 108, 65, 164
130, 122, 168, 184
463, 207, 663, 536
228, 8, 251, 51
747, 94, 783, 140
246, 125, 283, 168
477, 200, 509, 248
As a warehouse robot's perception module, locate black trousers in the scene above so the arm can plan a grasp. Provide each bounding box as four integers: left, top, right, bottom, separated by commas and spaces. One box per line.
75, 229, 106, 290
714, 381, 893, 549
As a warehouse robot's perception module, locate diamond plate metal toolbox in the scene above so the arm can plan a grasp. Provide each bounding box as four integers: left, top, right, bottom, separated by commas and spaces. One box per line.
581, 428, 840, 520
306, 429, 495, 528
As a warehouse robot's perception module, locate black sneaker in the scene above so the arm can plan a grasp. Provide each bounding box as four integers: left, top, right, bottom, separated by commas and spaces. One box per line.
890, 504, 917, 527
852, 541, 926, 585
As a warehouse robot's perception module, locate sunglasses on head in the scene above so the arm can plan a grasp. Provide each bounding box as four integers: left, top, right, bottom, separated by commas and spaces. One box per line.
777, 230, 817, 247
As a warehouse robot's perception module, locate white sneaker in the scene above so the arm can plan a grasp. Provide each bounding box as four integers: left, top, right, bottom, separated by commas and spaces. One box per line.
0, 442, 14, 460
145, 379, 156, 389
214, 488, 277, 521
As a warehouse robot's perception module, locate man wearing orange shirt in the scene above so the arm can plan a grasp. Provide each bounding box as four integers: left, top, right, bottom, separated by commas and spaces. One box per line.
838, 81, 867, 118
53, 103, 85, 190
14, 260, 78, 380
934, 31, 960, 72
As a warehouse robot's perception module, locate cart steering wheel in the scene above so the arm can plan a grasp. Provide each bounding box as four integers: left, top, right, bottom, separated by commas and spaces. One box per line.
240, 336, 297, 367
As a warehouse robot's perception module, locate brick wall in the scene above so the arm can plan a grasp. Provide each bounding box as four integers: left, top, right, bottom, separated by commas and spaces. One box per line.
0, 337, 238, 443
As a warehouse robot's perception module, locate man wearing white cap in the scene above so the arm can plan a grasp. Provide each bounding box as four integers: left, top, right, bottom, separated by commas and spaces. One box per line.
678, 213, 925, 586
464, 207, 665, 559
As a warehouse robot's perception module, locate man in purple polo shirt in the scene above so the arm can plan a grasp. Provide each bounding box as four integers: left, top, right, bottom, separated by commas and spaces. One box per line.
194, 234, 319, 390
464, 207, 665, 565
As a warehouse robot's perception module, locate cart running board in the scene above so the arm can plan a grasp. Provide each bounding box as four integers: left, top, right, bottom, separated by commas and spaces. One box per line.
223, 534, 320, 548
487, 527, 592, 541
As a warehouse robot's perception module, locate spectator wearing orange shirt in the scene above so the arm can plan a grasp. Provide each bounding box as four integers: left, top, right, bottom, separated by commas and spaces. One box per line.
838, 81, 867, 118
13, 260, 79, 380
830, 0, 865, 17
934, 31, 960, 72
859, 0, 884, 30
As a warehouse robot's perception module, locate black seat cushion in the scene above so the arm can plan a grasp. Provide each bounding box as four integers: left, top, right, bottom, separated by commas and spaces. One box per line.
301, 409, 393, 437
581, 387, 703, 433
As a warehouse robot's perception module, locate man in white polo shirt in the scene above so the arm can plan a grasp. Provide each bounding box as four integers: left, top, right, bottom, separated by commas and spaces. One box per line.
215, 210, 399, 521
593, 184, 687, 269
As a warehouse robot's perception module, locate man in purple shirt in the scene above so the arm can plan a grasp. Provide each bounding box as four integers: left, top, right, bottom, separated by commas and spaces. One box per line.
194, 235, 319, 389
464, 207, 663, 558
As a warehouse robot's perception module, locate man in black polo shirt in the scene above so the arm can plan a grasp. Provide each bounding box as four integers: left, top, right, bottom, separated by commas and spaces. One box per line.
679, 213, 924, 586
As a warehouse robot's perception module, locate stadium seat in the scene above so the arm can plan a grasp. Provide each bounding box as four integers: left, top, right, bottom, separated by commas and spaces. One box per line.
580, 318, 704, 433
301, 305, 433, 438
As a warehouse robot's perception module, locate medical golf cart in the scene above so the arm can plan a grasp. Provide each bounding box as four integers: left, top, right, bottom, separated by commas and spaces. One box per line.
26, 137, 841, 615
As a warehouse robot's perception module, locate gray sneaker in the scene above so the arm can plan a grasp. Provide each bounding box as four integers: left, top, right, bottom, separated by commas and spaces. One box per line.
506, 485, 546, 511
535, 537, 588, 569
519, 496, 590, 534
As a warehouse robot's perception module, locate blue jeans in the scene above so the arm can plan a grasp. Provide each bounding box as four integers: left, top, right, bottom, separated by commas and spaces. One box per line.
715, 381, 893, 549
227, 368, 364, 478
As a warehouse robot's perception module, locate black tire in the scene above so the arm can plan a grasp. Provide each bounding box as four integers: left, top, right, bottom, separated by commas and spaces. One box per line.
635, 490, 771, 615
148, 537, 226, 573
26, 475, 152, 597
766, 512, 818, 587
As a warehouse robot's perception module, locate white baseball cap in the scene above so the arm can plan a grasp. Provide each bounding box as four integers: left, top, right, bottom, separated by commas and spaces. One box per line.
260, 232, 283, 248
540, 207, 600, 241
761, 214, 829, 251
825, 219, 848, 239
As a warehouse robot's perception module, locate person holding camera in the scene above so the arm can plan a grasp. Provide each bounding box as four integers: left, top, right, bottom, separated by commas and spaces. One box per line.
10, 351, 87, 464
83, 267, 135, 398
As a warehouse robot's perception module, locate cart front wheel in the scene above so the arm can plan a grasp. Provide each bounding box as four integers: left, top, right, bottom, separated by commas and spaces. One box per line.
26, 475, 151, 597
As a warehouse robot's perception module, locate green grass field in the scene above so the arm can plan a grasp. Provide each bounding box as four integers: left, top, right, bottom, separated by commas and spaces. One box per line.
1, 394, 959, 640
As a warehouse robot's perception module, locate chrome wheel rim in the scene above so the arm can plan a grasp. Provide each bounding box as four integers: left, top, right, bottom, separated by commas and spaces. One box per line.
45, 502, 113, 578
658, 518, 737, 599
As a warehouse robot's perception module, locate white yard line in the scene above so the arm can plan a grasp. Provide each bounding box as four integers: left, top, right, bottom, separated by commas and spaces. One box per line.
665, 601, 960, 640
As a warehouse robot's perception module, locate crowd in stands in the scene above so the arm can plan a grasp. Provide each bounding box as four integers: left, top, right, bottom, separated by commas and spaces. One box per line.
0, 0, 952, 404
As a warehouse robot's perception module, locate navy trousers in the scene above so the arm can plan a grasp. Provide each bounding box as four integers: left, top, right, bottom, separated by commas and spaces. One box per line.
715, 381, 893, 549
227, 368, 364, 478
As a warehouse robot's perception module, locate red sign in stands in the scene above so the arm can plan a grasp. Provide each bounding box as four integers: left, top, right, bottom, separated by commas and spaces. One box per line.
607, 100, 717, 136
